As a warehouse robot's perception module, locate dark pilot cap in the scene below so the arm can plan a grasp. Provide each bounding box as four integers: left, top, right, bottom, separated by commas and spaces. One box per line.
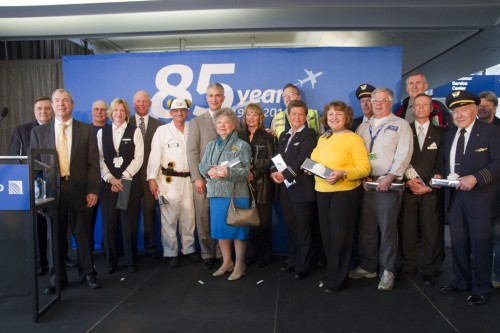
356, 84, 376, 100
445, 90, 480, 109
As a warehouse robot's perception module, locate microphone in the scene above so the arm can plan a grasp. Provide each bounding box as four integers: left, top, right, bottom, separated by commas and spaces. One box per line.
0, 107, 24, 157
0, 107, 8, 121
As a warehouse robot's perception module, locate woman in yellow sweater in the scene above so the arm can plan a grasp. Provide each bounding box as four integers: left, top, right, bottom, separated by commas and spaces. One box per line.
310, 101, 371, 294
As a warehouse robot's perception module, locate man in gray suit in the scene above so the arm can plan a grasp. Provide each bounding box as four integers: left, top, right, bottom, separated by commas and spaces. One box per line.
130, 90, 162, 257
186, 82, 225, 269
30, 88, 101, 294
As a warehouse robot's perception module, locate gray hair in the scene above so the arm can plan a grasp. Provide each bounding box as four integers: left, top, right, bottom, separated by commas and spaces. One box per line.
206, 82, 225, 95
372, 87, 394, 101
213, 107, 239, 127
51, 88, 73, 101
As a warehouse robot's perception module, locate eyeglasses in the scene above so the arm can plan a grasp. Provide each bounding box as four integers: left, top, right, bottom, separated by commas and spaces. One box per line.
371, 98, 392, 104
282, 92, 299, 98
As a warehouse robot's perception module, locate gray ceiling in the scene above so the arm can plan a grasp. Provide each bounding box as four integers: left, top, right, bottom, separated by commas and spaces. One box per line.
1, 0, 500, 91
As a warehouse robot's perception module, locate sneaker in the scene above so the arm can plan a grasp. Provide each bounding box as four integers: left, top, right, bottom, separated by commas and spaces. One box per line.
492, 280, 500, 289
378, 270, 395, 291
349, 266, 377, 279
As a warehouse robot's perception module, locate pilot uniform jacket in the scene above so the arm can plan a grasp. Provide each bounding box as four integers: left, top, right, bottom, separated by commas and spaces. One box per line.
443, 120, 500, 218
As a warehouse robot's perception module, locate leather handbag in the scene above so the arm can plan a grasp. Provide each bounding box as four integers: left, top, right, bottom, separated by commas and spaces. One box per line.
226, 183, 260, 227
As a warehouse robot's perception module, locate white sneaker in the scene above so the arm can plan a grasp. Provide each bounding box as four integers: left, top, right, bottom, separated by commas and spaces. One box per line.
378, 270, 395, 291
348, 266, 377, 279
492, 280, 500, 289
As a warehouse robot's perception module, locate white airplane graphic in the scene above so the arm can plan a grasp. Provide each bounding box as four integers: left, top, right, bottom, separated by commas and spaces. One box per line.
297, 69, 323, 89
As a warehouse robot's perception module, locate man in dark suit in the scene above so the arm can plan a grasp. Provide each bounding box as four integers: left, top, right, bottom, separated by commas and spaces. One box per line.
30, 88, 101, 294
399, 93, 445, 286
351, 83, 375, 132
130, 90, 162, 258
438, 90, 500, 305
10, 96, 52, 276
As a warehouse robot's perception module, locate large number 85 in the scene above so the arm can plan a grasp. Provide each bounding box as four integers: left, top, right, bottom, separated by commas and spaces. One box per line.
151, 63, 235, 118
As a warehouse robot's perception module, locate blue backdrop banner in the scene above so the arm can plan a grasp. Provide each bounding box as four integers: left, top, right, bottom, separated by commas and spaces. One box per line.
63, 47, 402, 126
63, 46, 402, 253
0, 164, 30, 211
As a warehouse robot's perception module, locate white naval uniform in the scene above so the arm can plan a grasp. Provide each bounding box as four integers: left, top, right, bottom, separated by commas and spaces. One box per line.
146, 121, 196, 257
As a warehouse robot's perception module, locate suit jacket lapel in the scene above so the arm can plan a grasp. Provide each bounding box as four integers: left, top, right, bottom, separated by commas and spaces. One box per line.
71, 120, 81, 165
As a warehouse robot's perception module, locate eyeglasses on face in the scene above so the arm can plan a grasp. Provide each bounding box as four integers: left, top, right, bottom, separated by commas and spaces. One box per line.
371, 98, 392, 104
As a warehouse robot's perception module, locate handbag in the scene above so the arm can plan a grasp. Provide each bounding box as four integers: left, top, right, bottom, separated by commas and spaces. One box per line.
226, 183, 260, 227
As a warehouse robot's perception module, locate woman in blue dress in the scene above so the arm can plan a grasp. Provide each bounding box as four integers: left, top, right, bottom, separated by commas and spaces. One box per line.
199, 108, 252, 281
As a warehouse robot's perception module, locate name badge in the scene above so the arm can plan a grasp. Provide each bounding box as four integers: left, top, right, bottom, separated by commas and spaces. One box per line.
386, 125, 398, 131
168, 143, 180, 148
113, 156, 124, 168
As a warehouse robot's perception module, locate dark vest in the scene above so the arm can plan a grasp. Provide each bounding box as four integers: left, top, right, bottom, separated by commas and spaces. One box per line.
102, 124, 143, 198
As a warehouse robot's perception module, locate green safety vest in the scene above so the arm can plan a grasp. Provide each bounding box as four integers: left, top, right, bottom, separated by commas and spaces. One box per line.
272, 109, 321, 138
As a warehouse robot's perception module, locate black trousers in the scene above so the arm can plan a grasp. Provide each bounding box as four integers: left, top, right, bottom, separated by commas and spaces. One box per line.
279, 186, 314, 274
100, 188, 140, 268
48, 179, 95, 285
317, 187, 361, 290
246, 203, 273, 265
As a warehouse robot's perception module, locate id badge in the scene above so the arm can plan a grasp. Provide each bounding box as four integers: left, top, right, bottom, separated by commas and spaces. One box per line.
113, 156, 124, 168
368, 153, 377, 160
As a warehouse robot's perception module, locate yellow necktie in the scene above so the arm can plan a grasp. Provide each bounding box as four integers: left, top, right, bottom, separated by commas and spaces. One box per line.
57, 123, 69, 177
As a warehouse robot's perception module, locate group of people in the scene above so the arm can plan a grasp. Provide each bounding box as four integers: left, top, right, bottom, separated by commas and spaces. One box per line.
10, 73, 500, 306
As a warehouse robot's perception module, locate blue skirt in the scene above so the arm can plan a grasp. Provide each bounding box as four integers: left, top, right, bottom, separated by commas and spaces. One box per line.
210, 197, 250, 240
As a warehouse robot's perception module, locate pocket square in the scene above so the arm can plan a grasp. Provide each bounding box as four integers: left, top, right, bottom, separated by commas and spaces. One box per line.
475, 147, 488, 152
427, 142, 438, 150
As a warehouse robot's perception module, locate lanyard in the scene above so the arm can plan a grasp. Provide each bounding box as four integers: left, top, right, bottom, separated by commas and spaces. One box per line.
368, 125, 383, 153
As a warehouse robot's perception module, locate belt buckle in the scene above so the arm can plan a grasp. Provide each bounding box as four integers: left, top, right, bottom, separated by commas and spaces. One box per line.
61, 175, 70, 181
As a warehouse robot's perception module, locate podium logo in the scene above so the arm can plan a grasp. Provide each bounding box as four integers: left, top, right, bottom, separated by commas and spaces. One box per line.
8, 180, 24, 195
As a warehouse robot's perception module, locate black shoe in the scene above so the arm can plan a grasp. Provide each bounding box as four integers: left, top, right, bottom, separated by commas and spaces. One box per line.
324, 287, 338, 294
186, 252, 202, 263
165, 257, 179, 268
43, 285, 56, 295
255, 260, 269, 268
294, 271, 308, 280
439, 284, 464, 292
128, 266, 138, 273
422, 274, 436, 286
281, 263, 295, 273
466, 294, 489, 305
84, 274, 101, 289
107, 266, 116, 274
43, 280, 67, 295
203, 258, 215, 270
65, 257, 77, 268
145, 251, 158, 259
245, 257, 255, 265
315, 258, 326, 268
38, 265, 48, 276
